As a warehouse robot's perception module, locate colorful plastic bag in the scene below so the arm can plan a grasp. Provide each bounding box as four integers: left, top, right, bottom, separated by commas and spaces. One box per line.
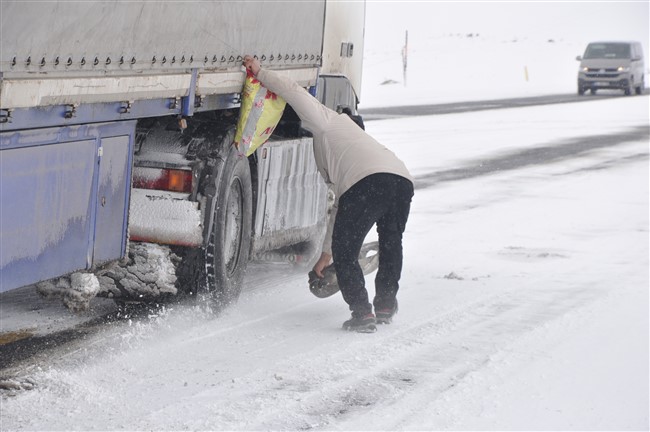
234, 70, 286, 156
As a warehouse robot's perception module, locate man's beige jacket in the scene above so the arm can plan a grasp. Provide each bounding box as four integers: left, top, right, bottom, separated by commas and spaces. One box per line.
257, 69, 413, 254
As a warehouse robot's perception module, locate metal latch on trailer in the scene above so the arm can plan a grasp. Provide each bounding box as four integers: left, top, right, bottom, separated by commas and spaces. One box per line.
0, 109, 12, 123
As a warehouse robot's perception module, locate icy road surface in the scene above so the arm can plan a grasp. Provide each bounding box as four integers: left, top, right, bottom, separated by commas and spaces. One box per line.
1, 96, 648, 430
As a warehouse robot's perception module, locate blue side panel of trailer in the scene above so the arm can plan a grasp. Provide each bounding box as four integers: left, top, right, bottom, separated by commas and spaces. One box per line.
93, 135, 132, 265
0, 121, 135, 293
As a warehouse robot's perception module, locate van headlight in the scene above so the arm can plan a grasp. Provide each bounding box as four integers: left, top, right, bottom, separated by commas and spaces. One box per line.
617, 66, 630, 72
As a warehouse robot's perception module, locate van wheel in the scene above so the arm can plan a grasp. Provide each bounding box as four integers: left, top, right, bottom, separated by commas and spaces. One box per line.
624, 77, 633, 96
590, 89, 597, 95
577, 87, 585, 96
635, 77, 644, 95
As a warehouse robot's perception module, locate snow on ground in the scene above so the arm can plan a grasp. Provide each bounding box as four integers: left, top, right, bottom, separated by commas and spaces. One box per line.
1, 94, 647, 430
1, 30, 649, 430
360, 35, 583, 107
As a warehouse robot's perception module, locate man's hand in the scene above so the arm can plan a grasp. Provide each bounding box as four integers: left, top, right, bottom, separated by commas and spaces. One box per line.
243, 55, 261, 76
312, 252, 332, 278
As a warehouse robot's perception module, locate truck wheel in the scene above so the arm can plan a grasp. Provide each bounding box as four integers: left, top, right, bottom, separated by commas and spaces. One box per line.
204, 145, 252, 307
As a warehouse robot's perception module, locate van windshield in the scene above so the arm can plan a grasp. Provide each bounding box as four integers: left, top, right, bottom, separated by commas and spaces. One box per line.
583, 43, 631, 59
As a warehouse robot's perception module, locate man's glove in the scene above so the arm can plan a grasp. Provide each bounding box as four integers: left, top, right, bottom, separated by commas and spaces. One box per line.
308, 264, 339, 298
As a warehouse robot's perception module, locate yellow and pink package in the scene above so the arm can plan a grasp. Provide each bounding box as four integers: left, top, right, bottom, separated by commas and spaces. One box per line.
234, 70, 286, 156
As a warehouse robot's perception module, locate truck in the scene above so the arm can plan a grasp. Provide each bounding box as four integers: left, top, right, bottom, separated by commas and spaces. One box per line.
0, 1, 367, 308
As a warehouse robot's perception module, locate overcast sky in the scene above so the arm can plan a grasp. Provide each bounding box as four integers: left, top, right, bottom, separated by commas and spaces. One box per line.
365, 1, 649, 55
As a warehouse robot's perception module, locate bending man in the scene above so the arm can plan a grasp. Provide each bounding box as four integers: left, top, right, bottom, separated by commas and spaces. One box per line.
243, 56, 414, 332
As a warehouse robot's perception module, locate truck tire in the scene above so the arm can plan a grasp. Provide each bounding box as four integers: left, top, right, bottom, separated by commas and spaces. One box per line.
204, 145, 252, 307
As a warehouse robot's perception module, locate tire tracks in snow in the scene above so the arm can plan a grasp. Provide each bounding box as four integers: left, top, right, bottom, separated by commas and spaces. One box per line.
413, 125, 649, 189
0, 238, 629, 430
133, 278, 609, 430
267, 282, 607, 430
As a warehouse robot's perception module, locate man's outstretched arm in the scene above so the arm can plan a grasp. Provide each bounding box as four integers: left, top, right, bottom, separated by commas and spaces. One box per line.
243, 55, 329, 134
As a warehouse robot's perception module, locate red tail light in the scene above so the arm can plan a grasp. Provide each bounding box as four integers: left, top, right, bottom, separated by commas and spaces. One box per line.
133, 167, 193, 193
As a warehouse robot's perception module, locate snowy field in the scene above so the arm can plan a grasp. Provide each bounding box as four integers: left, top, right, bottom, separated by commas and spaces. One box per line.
360, 33, 583, 107
1, 6, 649, 431
359, 1, 648, 107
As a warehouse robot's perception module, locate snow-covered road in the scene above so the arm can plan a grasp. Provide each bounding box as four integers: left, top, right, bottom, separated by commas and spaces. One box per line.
1, 95, 647, 430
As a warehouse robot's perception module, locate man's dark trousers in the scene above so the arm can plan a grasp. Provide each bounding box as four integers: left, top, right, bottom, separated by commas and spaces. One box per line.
331, 173, 414, 317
